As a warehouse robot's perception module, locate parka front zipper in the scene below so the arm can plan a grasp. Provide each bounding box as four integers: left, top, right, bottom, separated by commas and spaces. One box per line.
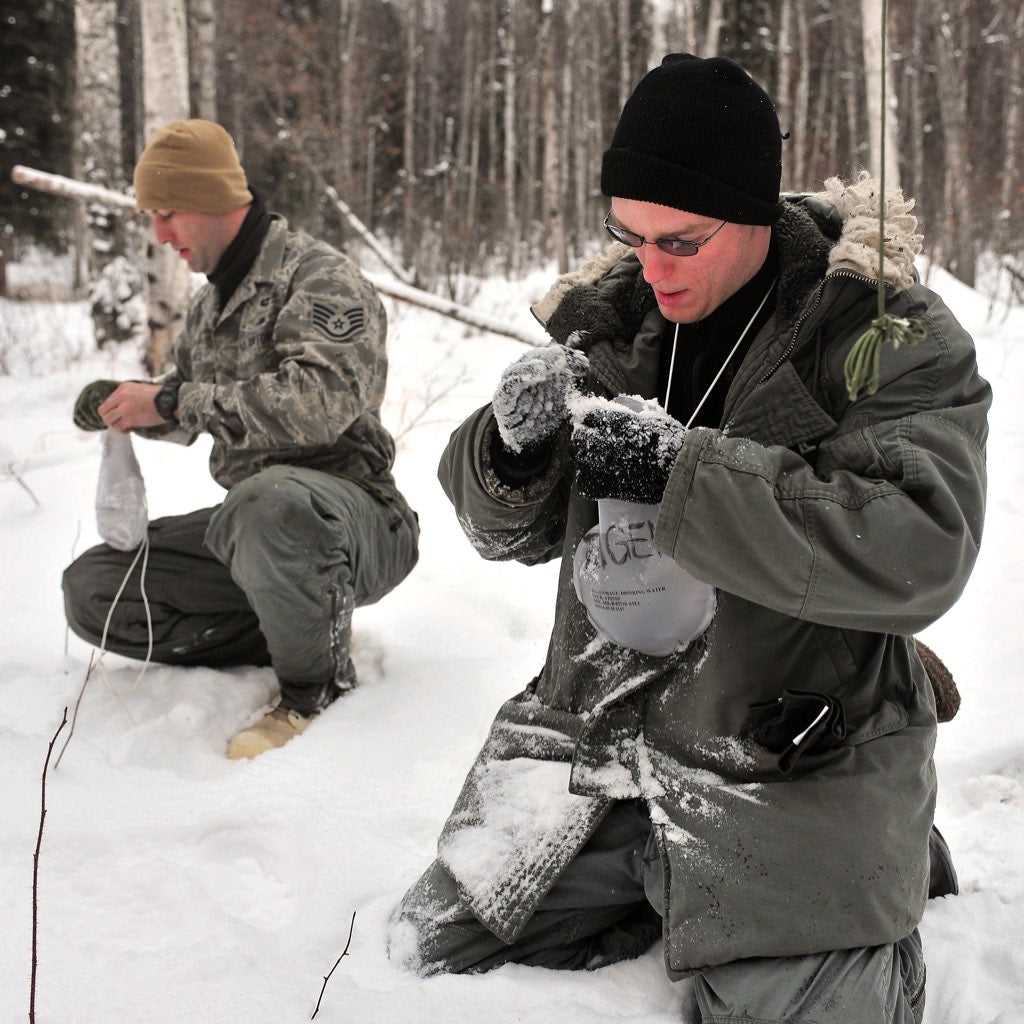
755, 268, 883, 389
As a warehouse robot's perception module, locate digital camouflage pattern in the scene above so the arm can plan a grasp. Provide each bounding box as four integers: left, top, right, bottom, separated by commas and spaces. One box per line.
141, 216, 395, 490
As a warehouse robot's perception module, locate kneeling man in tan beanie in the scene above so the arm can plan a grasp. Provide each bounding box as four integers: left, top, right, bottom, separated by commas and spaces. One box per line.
65, 119, 420, 759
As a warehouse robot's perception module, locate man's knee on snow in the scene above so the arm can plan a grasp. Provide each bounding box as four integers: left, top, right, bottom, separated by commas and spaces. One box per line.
387, 865, 482, 977
62, 544, 129, 638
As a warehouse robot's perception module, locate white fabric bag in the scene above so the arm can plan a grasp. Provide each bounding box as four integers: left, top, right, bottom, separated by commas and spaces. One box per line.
96, 430, 149, 551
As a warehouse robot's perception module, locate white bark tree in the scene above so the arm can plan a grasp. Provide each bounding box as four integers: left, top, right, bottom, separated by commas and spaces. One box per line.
501, 0, 517, 273
540, 0, 567, 274
860, 0, 900, 187
139, 0, 191, 371
931, 5, 974, 285
74, 0, 144, 348
187, 0, 217, 122
999, 3, 1024, 252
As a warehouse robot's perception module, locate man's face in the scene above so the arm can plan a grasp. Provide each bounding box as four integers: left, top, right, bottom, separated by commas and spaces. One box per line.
609, 198, 772, 324
149, 209, 238, 275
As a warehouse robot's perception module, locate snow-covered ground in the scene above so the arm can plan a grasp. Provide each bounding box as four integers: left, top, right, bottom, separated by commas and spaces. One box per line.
0, 259, 1021, 1023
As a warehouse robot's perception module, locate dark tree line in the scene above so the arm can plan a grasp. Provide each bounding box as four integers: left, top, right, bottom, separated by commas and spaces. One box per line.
3, 0, 1023, 299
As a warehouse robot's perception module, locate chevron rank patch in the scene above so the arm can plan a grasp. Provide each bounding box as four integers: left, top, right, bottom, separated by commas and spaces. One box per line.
312, 303, 366, 341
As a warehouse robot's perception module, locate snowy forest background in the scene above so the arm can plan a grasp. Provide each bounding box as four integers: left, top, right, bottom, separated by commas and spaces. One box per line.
4, 0, 1024, 346
3, 1, 1024, 1023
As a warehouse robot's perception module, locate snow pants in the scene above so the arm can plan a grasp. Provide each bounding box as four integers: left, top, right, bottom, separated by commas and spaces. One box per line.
389, 800, 926, 1024
62, 464, 419, 713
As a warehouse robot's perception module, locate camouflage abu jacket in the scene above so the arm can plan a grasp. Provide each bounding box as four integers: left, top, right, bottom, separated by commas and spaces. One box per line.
146, 216, 395, 491
435, 176, 991, 977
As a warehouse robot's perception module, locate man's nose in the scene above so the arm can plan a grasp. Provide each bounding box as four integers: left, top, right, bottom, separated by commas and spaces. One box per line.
638, 244, 673, 285
153, 220, 173, 245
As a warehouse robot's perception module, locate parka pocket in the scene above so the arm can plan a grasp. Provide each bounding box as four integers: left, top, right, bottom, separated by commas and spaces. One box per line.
748, 689, 847, 773
747, 688, 910, 774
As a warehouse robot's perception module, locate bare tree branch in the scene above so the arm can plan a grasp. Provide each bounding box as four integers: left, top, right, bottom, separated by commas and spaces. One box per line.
31, 707, 69, 1024
311, 910, 356, 1020
53, 651, 97, 771
393, 363, 472, 442
1, 461, 41, 506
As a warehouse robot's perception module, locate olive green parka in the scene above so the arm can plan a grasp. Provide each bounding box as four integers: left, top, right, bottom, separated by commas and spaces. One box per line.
435, 176, 991, 977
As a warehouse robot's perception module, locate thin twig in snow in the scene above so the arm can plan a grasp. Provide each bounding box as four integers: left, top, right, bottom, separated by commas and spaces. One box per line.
54, 651, 96, 771
393, 365, 472, 442
311, 911, 357, 1020
31, 707, 69, 1024
1, 462, 41, 506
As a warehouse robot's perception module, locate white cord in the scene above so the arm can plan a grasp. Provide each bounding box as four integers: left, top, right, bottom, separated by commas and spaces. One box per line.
662, 280, 777, 429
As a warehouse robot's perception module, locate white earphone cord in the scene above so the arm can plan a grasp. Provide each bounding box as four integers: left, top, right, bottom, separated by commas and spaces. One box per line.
663, 279, 776, 428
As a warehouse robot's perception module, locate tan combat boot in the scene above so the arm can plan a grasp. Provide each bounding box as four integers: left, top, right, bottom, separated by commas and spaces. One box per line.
227, 702, 313, 760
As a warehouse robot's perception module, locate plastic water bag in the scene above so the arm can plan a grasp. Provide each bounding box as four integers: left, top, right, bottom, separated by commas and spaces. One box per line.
96, 430, 149, 551
573, 497, 716, 658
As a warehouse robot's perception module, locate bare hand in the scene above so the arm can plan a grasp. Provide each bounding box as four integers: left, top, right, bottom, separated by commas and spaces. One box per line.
98, 382, 166, 432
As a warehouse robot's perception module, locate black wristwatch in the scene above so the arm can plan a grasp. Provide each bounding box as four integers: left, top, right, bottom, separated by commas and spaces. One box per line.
154, 381, 181, 423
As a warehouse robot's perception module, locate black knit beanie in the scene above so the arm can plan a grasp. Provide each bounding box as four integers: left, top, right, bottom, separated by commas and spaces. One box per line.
601, 53, 783, 225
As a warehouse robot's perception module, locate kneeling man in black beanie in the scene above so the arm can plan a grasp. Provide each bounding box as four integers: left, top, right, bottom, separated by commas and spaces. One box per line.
388, 53, 989, 1023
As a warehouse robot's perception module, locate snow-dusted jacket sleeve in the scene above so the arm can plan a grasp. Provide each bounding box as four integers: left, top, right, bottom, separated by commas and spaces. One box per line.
173, 246, 386, 453
438, 404, 572, 565
655, 281, 990, 635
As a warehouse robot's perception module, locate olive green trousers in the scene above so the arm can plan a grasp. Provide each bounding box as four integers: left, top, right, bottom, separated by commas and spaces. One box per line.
389, 800, 925, 1023
63, 464, 419, 713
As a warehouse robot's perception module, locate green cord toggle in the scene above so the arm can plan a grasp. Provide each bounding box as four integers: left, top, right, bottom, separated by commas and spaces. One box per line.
843, 313, 928, 400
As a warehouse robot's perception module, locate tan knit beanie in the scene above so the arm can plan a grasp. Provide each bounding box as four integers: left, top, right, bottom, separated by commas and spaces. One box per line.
133, 120, 253, 213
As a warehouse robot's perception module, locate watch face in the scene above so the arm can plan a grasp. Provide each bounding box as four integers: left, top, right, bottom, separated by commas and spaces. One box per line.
156, 385, 179, 422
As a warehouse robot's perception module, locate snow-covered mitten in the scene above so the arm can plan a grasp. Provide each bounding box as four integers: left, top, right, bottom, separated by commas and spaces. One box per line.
571, 395, 686, 504
492, 345, 589, 453
73, 379, 121, 431
96, 429, 149, 551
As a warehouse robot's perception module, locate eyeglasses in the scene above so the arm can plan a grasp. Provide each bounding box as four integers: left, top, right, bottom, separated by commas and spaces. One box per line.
603, 214, 727, 257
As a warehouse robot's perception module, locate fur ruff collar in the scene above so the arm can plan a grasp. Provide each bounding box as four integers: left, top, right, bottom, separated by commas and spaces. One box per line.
531, 173, 922, 337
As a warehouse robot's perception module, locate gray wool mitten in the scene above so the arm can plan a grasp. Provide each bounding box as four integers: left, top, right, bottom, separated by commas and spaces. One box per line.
571, 395, 686, 504
492, 345, 589, 453
73, 379, 121, 431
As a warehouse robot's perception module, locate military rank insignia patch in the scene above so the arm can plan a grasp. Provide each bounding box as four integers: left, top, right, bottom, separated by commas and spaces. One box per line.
312, 303, 366, 341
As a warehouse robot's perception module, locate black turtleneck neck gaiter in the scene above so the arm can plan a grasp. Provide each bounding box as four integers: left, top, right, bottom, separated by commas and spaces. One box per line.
658, 234, 779, 428
207, 193, 272, 308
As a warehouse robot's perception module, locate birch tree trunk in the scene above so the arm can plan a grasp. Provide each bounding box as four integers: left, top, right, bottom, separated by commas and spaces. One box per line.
335, 0, 363, 206
74, 0, 144, 347
458, 4, 481, 239
618, 0, 631, 110
791, 0, 811, 190
540, 0, 567, 274
904, 0, 925, 203
679, 0, 697, 53
501, 0, 518, 273
775, 0, 793, 190
703, 0, 724, 55
401, 0, 419, 263
139, 0, 191, 371
999, 3, 1024, 253
187, 0, 217, 121
931, 6, 975, 286
860, 0, 900, 188
840, 2, 863, 172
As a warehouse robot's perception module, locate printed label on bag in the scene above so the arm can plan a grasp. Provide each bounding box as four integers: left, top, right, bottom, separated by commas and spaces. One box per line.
573, 499, 715, 658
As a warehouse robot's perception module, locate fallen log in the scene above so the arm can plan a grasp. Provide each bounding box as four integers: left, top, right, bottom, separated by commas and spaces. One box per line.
11, 164, 544, 346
